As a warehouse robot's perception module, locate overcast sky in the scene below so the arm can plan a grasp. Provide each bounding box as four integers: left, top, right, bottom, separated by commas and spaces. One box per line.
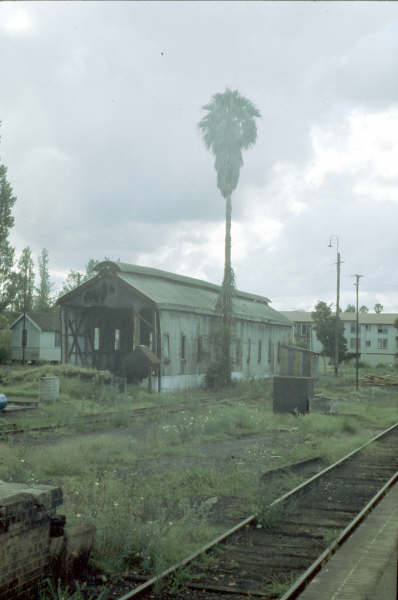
1, 1, 398, 312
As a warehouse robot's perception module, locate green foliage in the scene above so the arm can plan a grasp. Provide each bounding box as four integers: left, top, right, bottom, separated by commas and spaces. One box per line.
35, 248, 53, 311
345, 304, 355, 312
199, 88, 260, 386
12, 247, 35, 313
0, 127, 17, 311
39, 578, 108, 600
374, 303, 384, 313
359, 305, 369, 313
0, 328, 10, 363
198, 88, 261, 199
58, 258, 99, 299
312, 300, 347, 362
205, 359, 229, 390
256, 496, 296, 530
59, 269, 83, 297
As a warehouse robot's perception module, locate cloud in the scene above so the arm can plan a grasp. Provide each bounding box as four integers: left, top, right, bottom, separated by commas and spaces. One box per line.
3, 8, 33, 35
1, 2, 398, 312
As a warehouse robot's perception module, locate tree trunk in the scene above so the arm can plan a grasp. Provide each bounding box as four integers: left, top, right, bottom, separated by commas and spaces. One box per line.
221, 194, 233, 385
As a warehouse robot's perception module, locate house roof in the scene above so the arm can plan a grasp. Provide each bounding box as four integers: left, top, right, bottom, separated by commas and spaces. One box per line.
9, 311, 60, 332
59, 261, 292, 328
281, 310, 398, 325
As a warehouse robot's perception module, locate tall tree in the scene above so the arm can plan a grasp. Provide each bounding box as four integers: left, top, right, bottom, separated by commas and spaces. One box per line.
83, 258, 98, 281
198, 88, 260, 385
374, 303, 384, 314
0, 125, 17, 311
345, 304, 355, 313
35, 248, 53, 311
312, 301, 347, 362
359, 305, 369, 313
12, 247, 35, 313
59, 269, 83, 296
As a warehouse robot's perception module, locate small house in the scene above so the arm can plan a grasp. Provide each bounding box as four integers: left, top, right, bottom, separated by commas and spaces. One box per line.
9, 311, 61, 363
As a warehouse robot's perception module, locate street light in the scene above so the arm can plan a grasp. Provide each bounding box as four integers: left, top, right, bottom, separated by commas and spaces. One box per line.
329, 235, 342, 376
352, 274, 363, 391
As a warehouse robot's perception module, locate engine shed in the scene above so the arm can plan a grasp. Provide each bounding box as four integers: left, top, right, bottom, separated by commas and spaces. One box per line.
57, 261, 293, 391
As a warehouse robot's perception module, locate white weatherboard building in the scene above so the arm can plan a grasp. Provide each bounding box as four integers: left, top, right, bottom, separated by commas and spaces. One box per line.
9, 312, 61, 363
57, 261, 293, 390
281, 311, 398, 366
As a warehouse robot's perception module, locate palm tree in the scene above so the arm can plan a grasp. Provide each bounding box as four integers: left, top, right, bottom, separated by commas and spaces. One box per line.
198, 88, 260, 385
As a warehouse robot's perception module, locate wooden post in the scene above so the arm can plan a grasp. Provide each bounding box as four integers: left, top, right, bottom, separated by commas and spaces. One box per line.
148, 367, 152, 393
156, 310, 162, 393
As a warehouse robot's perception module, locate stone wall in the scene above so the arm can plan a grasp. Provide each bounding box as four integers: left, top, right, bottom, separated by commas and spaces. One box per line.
0, 481, 63, 600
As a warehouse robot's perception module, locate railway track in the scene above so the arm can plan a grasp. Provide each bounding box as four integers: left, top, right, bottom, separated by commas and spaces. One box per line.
110, 421, 398, 600
0, 395, 236, 437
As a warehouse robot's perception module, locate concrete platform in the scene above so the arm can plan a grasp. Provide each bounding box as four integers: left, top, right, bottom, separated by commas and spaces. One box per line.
298, 482, 398, 599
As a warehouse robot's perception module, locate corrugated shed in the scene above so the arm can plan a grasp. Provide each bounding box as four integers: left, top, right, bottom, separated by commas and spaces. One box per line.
114, 263, 291, 327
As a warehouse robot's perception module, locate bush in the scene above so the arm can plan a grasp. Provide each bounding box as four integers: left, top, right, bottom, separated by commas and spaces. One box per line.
204, 360, 228, 390
0, 329, 11, 363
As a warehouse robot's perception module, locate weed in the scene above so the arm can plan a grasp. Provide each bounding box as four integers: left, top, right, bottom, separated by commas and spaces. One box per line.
263, 573, 296, 596
322, 528, 339, 547
341, 418, 358, 434
255, 493, 296, 531
38, 578, 108, 600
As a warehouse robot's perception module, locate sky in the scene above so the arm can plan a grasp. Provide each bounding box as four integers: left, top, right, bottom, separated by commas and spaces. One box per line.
1, 1, 398, 312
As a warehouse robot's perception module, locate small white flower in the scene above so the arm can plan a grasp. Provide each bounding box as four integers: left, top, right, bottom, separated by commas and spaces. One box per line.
20, 459, 25, 463
76, 513, 81, 518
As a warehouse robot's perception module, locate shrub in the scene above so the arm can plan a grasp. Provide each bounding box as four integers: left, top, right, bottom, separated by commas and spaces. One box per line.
204, 360, 228, 390
0, 329, 11, 363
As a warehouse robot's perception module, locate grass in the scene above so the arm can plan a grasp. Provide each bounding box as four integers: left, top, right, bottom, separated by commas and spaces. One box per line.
0, 364, 397, 581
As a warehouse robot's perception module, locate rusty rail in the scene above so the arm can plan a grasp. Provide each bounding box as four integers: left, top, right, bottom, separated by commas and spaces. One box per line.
115, 421, 398, 599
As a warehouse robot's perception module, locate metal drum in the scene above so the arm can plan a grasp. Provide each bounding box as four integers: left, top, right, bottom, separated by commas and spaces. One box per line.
39, 376, 60, 401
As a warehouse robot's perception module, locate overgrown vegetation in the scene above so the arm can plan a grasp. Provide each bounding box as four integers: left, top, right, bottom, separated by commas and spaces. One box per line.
0, 363, 397, 582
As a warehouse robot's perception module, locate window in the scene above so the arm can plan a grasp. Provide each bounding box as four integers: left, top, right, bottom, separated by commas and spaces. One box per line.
197, 336, 203, 362
350, 324, 356, 334
366, 340, 371, 347
114, 329, 120, 351
54, 331, 61, 347
268, 340, 273, 364
258, 340, 262, 363
365, 324, 371, 330
377, 338, 388, 349
247, 338, 251, 364
94, 327, 100, 351
377, 326, 388, 335
22, 328, 28, 347
162, 334, 170, 361
181, 334, 186, 360
235, 339, 242, 365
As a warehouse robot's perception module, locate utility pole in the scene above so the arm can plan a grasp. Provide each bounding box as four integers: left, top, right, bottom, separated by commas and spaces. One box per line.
352, 274, 363, 391
329, 236, 342, 376
22, 271, 27, 366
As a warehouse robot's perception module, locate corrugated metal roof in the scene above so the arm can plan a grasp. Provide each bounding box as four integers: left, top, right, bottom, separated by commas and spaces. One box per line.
281, 310, 398, 325
9, 311, 60, 332
102, 261, 292, 327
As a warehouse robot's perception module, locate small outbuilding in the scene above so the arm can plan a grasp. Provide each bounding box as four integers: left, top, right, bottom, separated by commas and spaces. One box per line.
9, 311, 61, 363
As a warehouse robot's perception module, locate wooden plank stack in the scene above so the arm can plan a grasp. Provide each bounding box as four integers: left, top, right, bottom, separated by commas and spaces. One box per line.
360, 373, 398, 386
